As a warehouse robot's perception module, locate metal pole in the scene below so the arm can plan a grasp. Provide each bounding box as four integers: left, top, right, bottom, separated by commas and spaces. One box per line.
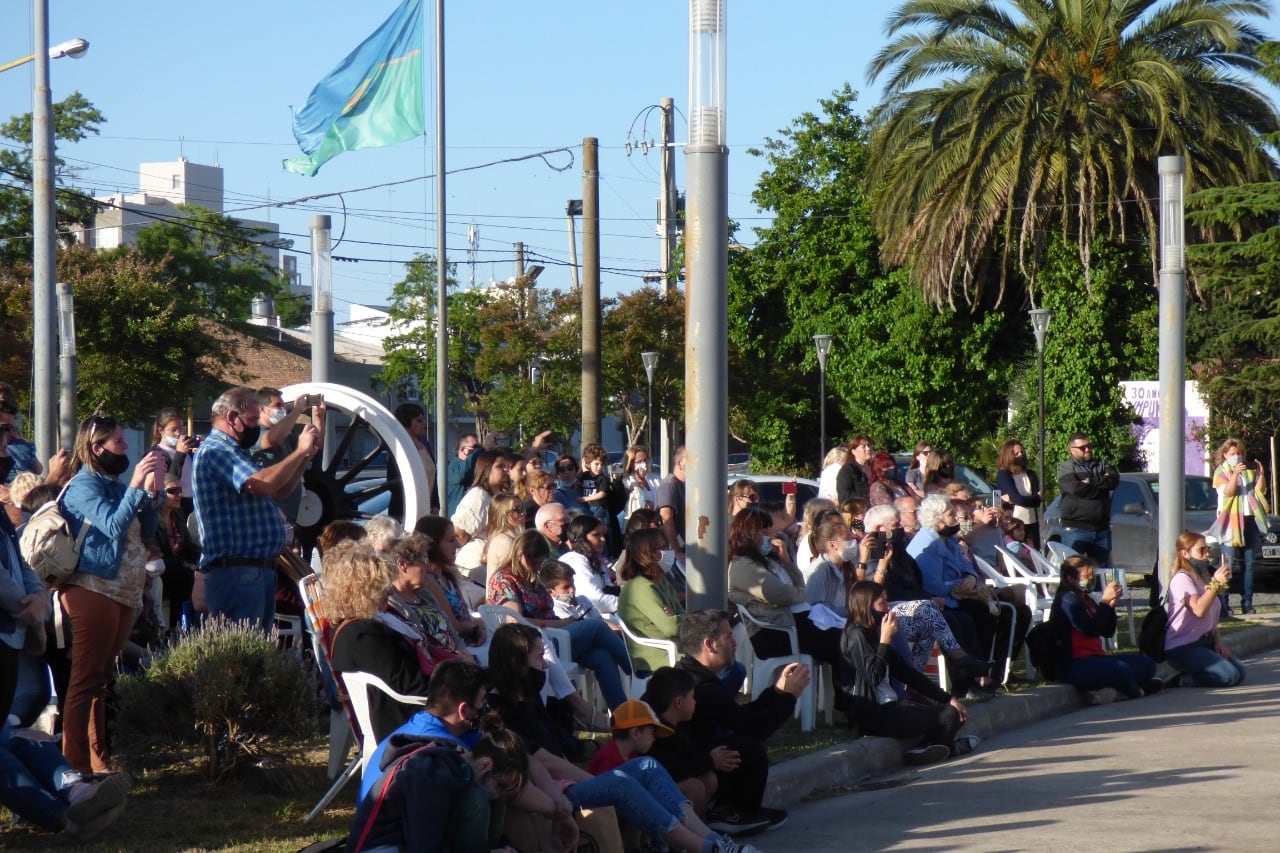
1158, 155, 1187, 593
434, 0, 449, 508
819, 363, 826, 473
685, 0, 728, 611
56, 282, 75, 451
32, 0, 56, 459
658, 97, 677, 479
309, 215, 334, 384
1038, 345, 1046, 512
647, 375, 654, 456
581, 137, 601, 448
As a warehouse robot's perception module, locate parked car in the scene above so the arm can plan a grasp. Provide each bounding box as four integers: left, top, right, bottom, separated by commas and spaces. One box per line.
1043, 472, 1280, 584
727, 474, 820, 515
891, 455, 996, 500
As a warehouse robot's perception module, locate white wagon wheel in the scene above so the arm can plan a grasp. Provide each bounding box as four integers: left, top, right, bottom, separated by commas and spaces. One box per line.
281, 382, 428, 552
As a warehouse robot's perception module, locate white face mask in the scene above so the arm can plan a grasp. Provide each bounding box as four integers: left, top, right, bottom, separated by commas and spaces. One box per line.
634, 462, 647, 477
1226, 454, 1241, 467
840, 540, 860, 563
266, 407, 287, 425
162, 435, 179, 448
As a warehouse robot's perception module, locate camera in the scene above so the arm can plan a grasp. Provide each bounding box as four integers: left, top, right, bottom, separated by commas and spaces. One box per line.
866, 531, 886, 562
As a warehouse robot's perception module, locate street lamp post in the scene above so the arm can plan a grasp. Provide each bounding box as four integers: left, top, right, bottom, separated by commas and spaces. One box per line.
813, 334, 833, 473
641, 351, 659, 455
1029, 308, 1052, 513
0, 37, 89, 74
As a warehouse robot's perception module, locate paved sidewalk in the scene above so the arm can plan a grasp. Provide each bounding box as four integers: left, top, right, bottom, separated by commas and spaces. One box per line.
763, 618, 1280, 809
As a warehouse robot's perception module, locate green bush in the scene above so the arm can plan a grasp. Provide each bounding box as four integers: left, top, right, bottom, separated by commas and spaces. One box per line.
113, 617, 321, 781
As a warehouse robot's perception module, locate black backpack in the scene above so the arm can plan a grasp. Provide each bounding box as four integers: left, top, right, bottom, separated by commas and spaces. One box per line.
1026, 606, 1069, 682
1137, 572, 1169, 662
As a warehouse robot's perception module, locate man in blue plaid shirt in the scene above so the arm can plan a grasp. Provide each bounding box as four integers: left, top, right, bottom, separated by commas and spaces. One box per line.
192, 387, 319, 627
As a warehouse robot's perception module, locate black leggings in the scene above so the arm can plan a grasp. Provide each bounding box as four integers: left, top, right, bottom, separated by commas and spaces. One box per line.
857, 699, 961, 747
750, 611, 851, 687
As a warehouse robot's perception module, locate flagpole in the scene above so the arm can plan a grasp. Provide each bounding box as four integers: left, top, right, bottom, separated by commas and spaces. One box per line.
433, 0, 449, 508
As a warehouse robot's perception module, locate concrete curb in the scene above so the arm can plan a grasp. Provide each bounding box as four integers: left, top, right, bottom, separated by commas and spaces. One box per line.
763, 622, 1280, 809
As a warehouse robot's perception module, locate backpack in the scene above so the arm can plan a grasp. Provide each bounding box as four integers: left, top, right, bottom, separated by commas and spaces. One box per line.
1026, 609, 1069, 682
1137, 572, 1169, 662
19, 484, 90, 588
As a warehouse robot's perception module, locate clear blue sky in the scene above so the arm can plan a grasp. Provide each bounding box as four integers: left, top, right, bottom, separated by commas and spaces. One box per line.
2, 1, 1278, 317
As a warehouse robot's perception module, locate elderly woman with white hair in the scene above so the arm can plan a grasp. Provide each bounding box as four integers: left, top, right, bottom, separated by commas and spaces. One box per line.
907, 494, 1030, 685
817, 446, 848, 502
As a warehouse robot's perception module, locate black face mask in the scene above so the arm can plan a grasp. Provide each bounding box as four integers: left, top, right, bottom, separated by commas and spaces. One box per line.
234, 419, 261, 451
939, 464, 955, 478
96, 449, 129, 477
1188, 557, 1214, 575
523, 668, 547, 698
1013, 455, 1028, 468
939, 523, 961, 538
850, 519, 865, 534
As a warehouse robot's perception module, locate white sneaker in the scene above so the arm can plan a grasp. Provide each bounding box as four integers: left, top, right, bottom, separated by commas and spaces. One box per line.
951, 735, 981, 757
715, 837, 763, 853
65, 773, 130, 827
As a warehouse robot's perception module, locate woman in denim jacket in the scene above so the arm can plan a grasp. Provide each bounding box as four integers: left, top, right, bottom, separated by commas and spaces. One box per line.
59, 415, 163, 775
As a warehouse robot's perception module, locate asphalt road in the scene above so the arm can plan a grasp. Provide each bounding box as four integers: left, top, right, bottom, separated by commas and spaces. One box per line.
755, 651, 1280, 852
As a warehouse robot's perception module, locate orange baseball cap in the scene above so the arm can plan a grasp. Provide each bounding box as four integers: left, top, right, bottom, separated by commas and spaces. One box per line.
610, 700, 674, 737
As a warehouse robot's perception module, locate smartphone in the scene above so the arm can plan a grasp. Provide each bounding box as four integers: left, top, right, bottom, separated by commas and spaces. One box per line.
301, 393, 323, 408
781, 480, 797, 496
991, 489, 1001, 508
866, 531, 886, 561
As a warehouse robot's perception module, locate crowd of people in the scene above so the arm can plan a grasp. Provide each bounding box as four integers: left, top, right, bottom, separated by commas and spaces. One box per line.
0, 385, 1260, 848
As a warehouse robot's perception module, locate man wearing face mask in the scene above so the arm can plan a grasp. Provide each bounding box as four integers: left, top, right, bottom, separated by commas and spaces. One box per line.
1056, 433, 1120, 565
249, 387, 323, 522
192, 386, 319, 628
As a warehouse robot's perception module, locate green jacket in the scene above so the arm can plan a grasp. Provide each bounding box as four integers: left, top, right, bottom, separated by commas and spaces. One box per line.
618, 573, 684, 673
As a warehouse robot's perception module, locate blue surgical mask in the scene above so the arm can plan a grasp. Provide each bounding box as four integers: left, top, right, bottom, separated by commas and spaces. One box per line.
760, 534, 773, 557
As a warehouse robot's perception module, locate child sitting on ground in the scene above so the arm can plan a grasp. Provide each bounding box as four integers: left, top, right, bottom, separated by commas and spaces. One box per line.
587, 699, 673, 775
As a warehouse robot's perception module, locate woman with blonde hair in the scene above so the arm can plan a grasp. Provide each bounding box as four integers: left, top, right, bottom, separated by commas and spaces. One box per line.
1164, 531, 1246, 687
322, 540, 440, 742
149, 407, 198, 506
480, 492, 524, 585
520, 469, 556, 530
818, 445, 848, 502
1212, 438, 1267, 615
795, 497, 839, 578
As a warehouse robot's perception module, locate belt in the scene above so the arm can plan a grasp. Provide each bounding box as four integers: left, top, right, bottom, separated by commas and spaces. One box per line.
205, 556, 277, 571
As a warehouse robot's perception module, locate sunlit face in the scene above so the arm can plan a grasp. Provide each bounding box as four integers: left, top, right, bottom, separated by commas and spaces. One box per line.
548, 577, 575, 598
938, 507, 957, 529
510, 460, 527, 484
161, 421, 185, 443
437, 524, 461, 563
709, 621, 736, 669
93, 426, 128, 457
1077, 564, 1096, 588
164, 483, 183, 507
588, 458, 604, 476
489, 459, 512, 489
874, 593, 890, 613
397, 558, 429, 591
527, 456, 544, 472
585, 526, 607, 555
852, 441, 872, 464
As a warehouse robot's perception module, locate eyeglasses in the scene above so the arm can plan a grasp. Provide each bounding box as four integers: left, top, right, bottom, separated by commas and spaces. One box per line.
556, 465, 576, 473
738, 493, 759, 503
1071, 444, 1092, 452
87, 414, 117, 444
165, 487, 183, 496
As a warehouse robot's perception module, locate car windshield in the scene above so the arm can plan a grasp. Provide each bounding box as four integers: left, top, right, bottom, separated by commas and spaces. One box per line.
1149, 477, 1217, 512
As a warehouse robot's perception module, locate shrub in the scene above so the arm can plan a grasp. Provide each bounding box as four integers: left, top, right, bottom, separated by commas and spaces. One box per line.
113, 617, 321, 781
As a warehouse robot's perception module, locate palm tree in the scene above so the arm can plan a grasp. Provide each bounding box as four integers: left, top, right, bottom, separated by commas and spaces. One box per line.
866, 0, 1280, 307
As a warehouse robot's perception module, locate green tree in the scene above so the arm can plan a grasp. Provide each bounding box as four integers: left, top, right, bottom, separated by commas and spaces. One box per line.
600, 286, 685, 447
867, 0, 1279, 307
0, 246, 235, 425
0, 92, 104, 267
733, 85, 1022, 470
127, 206, 306, 325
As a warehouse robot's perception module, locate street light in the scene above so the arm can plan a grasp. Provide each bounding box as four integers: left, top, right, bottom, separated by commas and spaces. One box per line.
813, 334, 833, 473
641, 351, 659, 456
1029, 308, 1052, 510
0, 37, 89, 74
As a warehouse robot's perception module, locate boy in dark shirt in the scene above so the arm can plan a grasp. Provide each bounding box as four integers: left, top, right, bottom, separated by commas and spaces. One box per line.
577, 443, 611, 527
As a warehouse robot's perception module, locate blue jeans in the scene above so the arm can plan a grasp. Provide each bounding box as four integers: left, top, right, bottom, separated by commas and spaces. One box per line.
563, 618, 632, 708
1066, 653, 1157, 698
1223, 524, 1258, 610
1060, 527, 1112, 566
1165, 634, 1246, 687
0, 727, 80, 830
567, 756, 686, 836
202, 565, 277, 629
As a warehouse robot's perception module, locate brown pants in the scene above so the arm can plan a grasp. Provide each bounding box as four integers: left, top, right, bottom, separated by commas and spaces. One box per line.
60, 585, 134, 774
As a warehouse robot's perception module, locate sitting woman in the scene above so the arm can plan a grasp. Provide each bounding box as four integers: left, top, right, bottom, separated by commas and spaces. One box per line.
1051, 555, 1161, 698
487, 624, 754, 853
840, 581, 979, 765
560, 515, 620, 619
451, 449, 512, 547
794, 498, 840, 580
806, 511, 989, 689
727, 505, 848, 690
617, 528, 685, 673
387, 533, 474, 663
487, 530, 633, 709
321, 540, 450, 743
481, 492, 525, 586
1164, 531, 1246, 687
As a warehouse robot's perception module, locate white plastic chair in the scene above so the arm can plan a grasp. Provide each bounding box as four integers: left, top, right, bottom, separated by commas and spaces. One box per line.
965, 558, 1023, 686
1045, 540, 1079, 565
734, 605, 828, 731
340, 671, 430, 778
616, 615, 678, 698
992, 545, 1057, 615
477, 604, 592, 703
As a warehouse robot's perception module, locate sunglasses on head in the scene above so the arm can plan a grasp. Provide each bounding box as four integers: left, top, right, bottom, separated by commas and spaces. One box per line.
87, 414, 117, 444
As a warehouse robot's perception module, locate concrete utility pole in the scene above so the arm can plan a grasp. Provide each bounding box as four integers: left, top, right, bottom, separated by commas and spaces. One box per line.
434, 0, 449, 507
56, 283, 75, 451
31, 0, 57, 460
310, 215, 334, 385
684, 0, 729, 611
580, 137, 601, 448
657, 97, 677, 475
1157, 155, 1187, 594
